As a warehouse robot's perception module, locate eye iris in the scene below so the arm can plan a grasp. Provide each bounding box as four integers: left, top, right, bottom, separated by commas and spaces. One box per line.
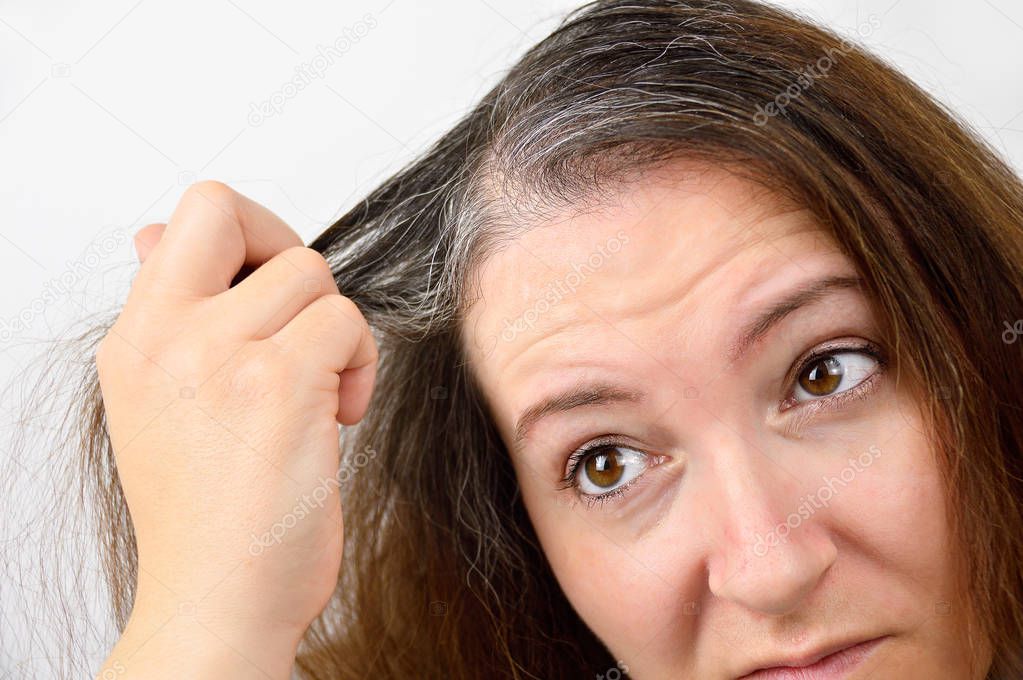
584, 449, 625, 488
799, 355, 844, 395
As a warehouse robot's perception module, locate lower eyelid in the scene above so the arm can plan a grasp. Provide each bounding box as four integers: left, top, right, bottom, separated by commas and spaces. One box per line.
579, 485, 629, 508
575, 453, 666, 506
784, 351, 886, 411
569, 356, 887, 506
780, 364, 886, 436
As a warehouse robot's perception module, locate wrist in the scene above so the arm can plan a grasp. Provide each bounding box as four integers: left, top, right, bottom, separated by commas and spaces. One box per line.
105, 595, 303, 679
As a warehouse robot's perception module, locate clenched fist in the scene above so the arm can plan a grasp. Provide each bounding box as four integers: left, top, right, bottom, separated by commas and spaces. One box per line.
95, 181, 378, 679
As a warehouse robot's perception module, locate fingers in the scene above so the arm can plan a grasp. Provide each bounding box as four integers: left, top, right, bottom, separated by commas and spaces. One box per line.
269, 294, 379, 425
218, 246, 341, 339
134, 223, 166, 262
140, 181, 303, 298
135, 221, 259, 286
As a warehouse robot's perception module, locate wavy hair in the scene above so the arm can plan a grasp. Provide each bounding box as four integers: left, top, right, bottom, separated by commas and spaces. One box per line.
6, 0, 1023, 677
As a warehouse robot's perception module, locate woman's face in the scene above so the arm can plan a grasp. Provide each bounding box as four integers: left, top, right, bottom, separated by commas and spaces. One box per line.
461, 162, 985, 679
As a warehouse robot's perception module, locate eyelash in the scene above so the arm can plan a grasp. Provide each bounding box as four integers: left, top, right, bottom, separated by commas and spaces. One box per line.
781, 339, 887, 414
556, 435, 646, 508
557, 339, 888, 508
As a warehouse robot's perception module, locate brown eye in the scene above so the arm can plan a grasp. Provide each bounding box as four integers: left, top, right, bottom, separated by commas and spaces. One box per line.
792, 350, 880, 403
798, 355, 844, 396
584, 450, 625, 488
575, 446, 651, 496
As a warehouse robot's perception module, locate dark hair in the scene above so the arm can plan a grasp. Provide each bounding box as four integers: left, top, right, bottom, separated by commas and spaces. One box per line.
9, 0, 1023, 677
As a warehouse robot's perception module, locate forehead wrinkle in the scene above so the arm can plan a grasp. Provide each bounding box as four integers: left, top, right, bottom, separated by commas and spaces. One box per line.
493, 227, 758, 398
492, 314, 601, 394
461, 161, 803, 322
463, 164, 827, 404
480, 209, 816, 395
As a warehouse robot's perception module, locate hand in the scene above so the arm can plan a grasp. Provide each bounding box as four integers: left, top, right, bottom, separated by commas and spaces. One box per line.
95, 181, 378, 679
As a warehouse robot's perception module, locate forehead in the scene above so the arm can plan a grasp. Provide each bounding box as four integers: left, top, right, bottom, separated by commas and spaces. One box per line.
460, 161, 827, 423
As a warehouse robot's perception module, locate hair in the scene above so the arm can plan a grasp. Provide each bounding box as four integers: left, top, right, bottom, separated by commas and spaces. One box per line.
5, 0, 1023, 677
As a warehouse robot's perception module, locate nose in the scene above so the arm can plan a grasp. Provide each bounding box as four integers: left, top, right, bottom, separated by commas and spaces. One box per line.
703, 438, 838, 616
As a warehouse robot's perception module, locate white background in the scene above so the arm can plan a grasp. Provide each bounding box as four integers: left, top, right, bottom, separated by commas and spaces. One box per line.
2, 0, 1022, 676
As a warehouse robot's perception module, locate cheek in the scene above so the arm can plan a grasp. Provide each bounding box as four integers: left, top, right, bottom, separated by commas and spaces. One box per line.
512, 380, 961, 671
846, 405, 951, 582
817, 396, 958, 627
847, 442, 946, 558
524, 490, 684, 655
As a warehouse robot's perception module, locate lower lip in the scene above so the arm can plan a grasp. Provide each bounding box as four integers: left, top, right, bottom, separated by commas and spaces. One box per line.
741, 636, 887, 680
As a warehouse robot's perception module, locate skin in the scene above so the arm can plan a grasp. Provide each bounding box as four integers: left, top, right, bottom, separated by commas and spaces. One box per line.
461, 160, 989, 679
97, 169, 988, 679
97, 181, 378, 679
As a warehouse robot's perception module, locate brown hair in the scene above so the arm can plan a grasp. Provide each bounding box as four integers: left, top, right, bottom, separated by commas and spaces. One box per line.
8, 0, 1022, 677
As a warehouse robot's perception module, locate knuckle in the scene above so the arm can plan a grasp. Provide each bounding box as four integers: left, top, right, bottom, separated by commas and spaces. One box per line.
95, 322, 164, 383
283, 246, 334, 283
95, 322, 144, 374
94, 333, 114, 373
107, 303, 180, 360
184, 179, 236, 206
324, 295, 365, 331
321, 296, 377, 360
227, 344, 295, 395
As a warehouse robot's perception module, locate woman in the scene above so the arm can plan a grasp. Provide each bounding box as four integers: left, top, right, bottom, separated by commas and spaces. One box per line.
28, 0, 1023, 677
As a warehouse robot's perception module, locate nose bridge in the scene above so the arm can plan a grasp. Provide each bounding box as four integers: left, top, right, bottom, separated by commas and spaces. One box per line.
700, 430, 837, 616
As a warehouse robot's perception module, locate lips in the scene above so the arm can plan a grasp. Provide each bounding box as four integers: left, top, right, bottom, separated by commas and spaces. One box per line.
737, 635, 888, 680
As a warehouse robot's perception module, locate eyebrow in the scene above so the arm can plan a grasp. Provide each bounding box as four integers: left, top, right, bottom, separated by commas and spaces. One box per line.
512, 380, 644, 451
725, 274, 863, 364
511, 273, 863, 451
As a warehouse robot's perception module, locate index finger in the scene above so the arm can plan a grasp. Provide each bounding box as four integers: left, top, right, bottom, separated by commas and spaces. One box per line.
139, 180, 304, 298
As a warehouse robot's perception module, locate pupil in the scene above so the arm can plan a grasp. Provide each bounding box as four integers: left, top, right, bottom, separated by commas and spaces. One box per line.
584, 449, 624, 488
801, 355, 843, 395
